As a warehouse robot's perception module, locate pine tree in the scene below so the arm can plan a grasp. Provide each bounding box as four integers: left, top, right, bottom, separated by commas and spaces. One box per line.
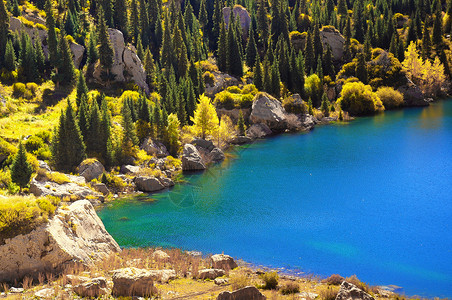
4, 39, 16, 71
0, 0, 9, 67
139, 0, 150, 46
76, 71, 88, 108
173, 23, 188, 77
198, 0, 208, 28
364, 30, 372, 61
160, 13, 173, 70
100, 97, 113, 165
343, 17, 352, 62
352, 0, 364, 43
237, 109, 246, 136
355, 52, 368, 84
102, 0, 114, 27
34, 37, 45, 74
114, 0, 129, 41
323, 45, 335, 78
10, 141, 33, 191
98, 8, 115, 79
313, 23, 323, 62
217, 20, 228, 72
144, 47, 156, 89
136, 35, 144, 60
129, 0, 139, 42
337, 0, 348, 16
271, 59, 281, 97
87, 30, 99, 64
20, 33, 38, 82
186, 78, 196, 122
245, 27, 258, 68
432, 4, 443, 49
406, 17, 418, 46
86, 100, 103, 155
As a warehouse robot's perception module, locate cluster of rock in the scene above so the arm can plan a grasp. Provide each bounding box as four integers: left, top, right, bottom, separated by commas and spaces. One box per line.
182, 138, 226, 171
8, 15, 147, 91
0, 200, 120, 283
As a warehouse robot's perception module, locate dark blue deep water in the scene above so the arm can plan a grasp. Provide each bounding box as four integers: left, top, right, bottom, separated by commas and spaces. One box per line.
98, 100, 452, 297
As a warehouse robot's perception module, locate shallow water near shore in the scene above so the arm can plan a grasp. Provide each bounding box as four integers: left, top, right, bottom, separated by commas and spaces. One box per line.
98, 100, 452, 297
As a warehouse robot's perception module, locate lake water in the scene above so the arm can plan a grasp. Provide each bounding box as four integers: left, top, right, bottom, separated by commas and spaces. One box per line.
98, 100, 452, 297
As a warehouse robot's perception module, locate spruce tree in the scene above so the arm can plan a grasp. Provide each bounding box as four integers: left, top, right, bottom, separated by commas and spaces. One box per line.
186, 78, 196, 122
10, 141, 33, 191
245, 27, 258, 68
114, 0, 129, 41
129, 0, 139, 42
87, 30, 99, 65
160, 13, 173, 70
144, 48, 156, 89
323, 45, 335, 78
304, 30, 315, 74
271, 59, 281, 98
45, 0, 58, 69
56, 31, 76, 85
136, 35, 144, 60
138, 0, 150, 46
337, 0, 348, 16
100, 96, 113, 165
406, 17, 417, 46
4, 39, 16, 71
217, 20, 228, 72
256, 0, 269, 45
355, 52, 368, 84
76, 71, 88, 108
10, 0, 19, 17
87, 100, 103, 155
52, 100, 86, 172
173, 23, 188, 77
432, 5, 443, 49
313, 23, 323, 62
34, 37, 45, 74
0, 0, 9, 67
78, 94, 90, 141
352, 0, 365, 43
343, 17, 352, 62
121, 100, 138, 158
422, 21, 431, 59
254, 54, 263, 90
98, 8, 115, 79
321, 93, 330, 117
227, 16, 243, 77
198, 0, 208, 28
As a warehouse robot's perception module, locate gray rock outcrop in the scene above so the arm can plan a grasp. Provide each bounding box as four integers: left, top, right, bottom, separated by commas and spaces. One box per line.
192, 138, 215, 151
70, 42, 85, 69
134, 176, 165, 192
93, 29, 149, 93
210, 254, 238, 271
182, 144, 206, 171
398, 78, 429, 106
92, 183, 110, 195
223, 5, 251, 32
111, 267, 157, 297
217, 286, 266, 300
205, 71, 241, 97
0, 200, 121, 283
210, 147, 226, 162
152, 250, 170, 262
29, 177, 101, 201
78, 159, 105, 182
250, 93, 288, 131
197, 268, 226, 280
321, 26, 346, 61
120, 164, 140, 174
246, 123, 272, 139
335, 281, 375, 300
230, 136, 253, 144
140, 137, 169, 157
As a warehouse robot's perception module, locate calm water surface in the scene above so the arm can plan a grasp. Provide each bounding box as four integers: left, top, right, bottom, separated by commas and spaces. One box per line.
98, 100, 452, 297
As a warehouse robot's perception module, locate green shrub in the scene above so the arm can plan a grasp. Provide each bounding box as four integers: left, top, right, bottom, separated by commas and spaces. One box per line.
26, 82, 38, 95
12, 82, 28, 98
283, 96, 306, 114
215, 91, 236, 109
376, 86, 404, 109
226, 86, 242, 94
259, 271, 279, 290
337, 82, 384, 116
0, 137, 17, 162
241, 84, 258, 95
237, 93, 254, 108
280, 282, 300, 295
24, 135, 44, 153
35, 130, 52, 144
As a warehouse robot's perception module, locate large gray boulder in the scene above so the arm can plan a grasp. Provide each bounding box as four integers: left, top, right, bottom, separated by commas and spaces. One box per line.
78, 159, 105, 182
217, 286, 266, 300
70, 42, 85, 69
182, 144, 206, 171
335, 281, 375, 300
0, 200, 121, 283
250, 93, 288, 131
120, 164, 140, 174
197, 268, 226, 280
93, 29, 149, 93
111, 267, 157, 297
246, 123, 272, 139
223, 5, 251, 32
320, 26, 346, 61
134, 176, 165, 192
192, 138, 215, 151
148, 269, 176, 283
210, 254, 238, 271
230, 136, 253, 144
140, 137, 169, 157
29, 177, 101, 201
210, 147, 226, 162
398, 78, 429, 107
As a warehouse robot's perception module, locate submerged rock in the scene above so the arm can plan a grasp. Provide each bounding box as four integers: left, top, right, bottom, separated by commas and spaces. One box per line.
0, 200, 120, 283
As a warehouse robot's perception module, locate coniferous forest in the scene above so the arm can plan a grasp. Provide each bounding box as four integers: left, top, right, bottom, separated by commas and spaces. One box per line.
0, 0, 452, 297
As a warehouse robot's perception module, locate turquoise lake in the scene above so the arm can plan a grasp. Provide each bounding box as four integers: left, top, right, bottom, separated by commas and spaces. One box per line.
98, 100, 452, 297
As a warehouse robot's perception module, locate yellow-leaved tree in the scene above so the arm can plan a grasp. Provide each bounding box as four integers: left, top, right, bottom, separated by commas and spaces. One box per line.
167, 113, 180, 156
403, 41, 446, 97
217, 115, 236, 147
191, 94, 219, 139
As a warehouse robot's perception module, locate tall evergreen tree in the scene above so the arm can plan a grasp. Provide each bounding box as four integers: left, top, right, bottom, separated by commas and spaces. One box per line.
343, 17, 352, 62
52, 100, 86, 172
77, 94, 90, 141
245, 27, 258, 68
98, 8, 115, 80
45, 0, 59, 69
144, 47, 156, 89
217, 20, 228, 72
0, 0, 9, 67
34, 37, 45, 74
4, 39, 16, 71
304, 30, 315, 74
86, 100, 103, 155
121, 100, 139, 158
54, 31, 76, 86
76, 71, 88, 108
432, 4, 443, 49
114, 0, 129, 41
355, 52, 368, 84
313, 22, 323, 62
256, 0, 269, 45
129, 0, 139, 42
10, 141, 33, 191
237, 109, 246, 136
227, 15, 243, 76
160, 13, 173, 70
254, 54, 263, 90
422, 20, 431, 59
